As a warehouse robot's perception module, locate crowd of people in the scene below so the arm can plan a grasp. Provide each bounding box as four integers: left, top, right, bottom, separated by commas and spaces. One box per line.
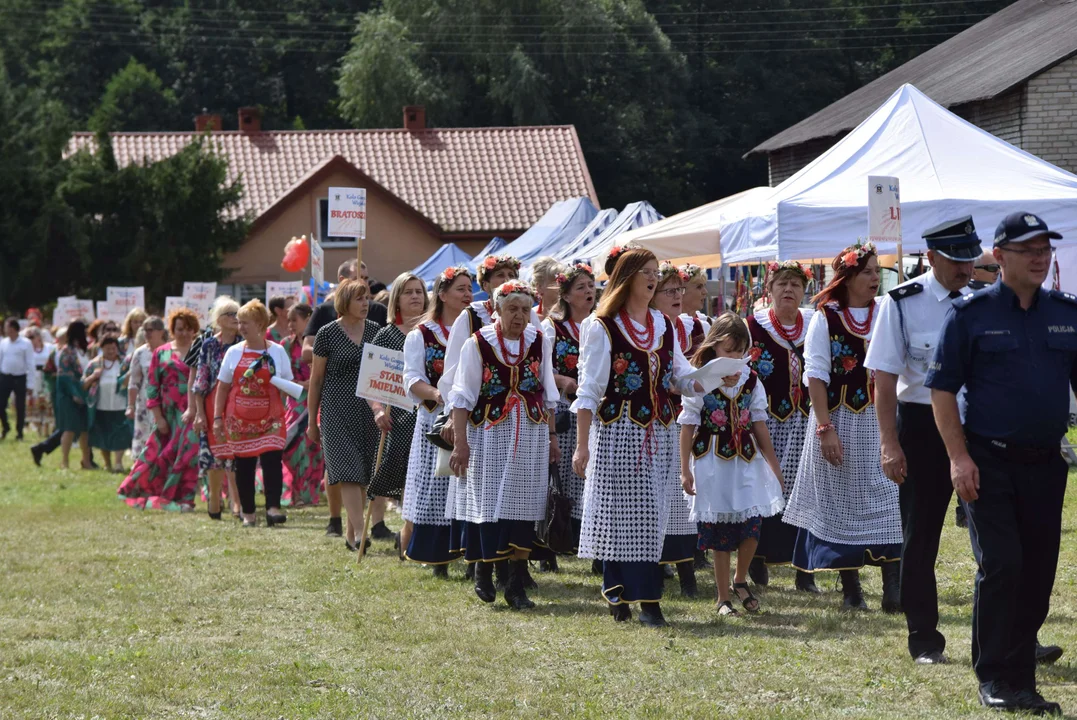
3, 210, 1074, 715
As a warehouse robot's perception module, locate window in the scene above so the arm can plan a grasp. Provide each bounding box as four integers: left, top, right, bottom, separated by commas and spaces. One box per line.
318, 198, 357, 247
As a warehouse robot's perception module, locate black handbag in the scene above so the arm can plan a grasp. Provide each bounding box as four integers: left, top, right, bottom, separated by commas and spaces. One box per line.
425, 410, 454, 451
537, 463, 575, 554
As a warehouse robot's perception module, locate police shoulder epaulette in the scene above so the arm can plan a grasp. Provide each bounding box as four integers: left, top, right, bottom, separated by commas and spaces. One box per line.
967, 279, 987, 290
952, 290, 989, 309
1049, 290, 1077, 306
888, 282, 923, 301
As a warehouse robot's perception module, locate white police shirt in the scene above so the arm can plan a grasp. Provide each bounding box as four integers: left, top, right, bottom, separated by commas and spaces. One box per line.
865, 270, 970, 405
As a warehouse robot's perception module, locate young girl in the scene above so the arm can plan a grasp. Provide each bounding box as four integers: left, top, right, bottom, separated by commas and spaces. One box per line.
678, 313, 786, 617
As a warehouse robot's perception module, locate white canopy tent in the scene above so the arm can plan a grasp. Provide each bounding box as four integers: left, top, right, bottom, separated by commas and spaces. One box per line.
552, 208, 618, 263
555, 201, 662, 264
719, 83, 1077, 264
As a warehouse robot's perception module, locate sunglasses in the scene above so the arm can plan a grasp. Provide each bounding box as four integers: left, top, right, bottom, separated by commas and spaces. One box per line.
975, 264, 1000, 273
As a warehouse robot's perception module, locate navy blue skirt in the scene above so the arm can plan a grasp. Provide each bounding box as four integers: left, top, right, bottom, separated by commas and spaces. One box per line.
602, 561, 663, 605
449, 520, 473, 555
464, 520, 536, 563
792, 528, 901, 572
660, 533, 696, 565
405, 522, 464, 565
754, 512, 797, 565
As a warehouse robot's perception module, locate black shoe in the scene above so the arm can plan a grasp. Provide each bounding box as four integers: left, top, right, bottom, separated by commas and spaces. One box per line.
609, 603, 632, 622
1014, 689, 1062, 716
677, 561, 698, 598
840, 569, 868, 611
914, 650, 948, 665
325, 517, 343, 537
795, 570, 822, 594
537, 556, 559, 573
1036, 642, 1064, 665
955, 504, 968, 529
207, 510, 222, 520
504, 560, 536, 610
474, 563, 496, 603
432, 564, 449, 579
694, 549, 712, 570
978, 682, 1022, 712
748, 557, 769, 587
638, 602, 668, 628
345, 538, 359, 552
31, 446, 44, 467
494, 560, 509, 591
464, 562, 476, 581
266, 510, 287, 527
370, 521, 393, 540
881, 561, 902, 614
591, 559, 603, 576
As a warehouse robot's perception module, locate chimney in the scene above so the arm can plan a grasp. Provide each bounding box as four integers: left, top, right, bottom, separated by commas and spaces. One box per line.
238, 106, 262, 134
195, 113, 222, 133
403, 105, 426, 131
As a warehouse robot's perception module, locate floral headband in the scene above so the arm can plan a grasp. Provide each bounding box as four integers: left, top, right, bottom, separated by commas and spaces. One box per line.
656, 261, 687, 284
493, 280, 536, 305
555, 262, 595, 287
840, 241, 876, 269
440, 265, 472, 283
767, 260, 814, 281
478, 254, 522, 283
679, 263, 705, 281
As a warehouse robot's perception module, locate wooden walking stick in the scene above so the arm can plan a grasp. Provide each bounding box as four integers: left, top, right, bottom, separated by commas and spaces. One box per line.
356, 429, 388, 565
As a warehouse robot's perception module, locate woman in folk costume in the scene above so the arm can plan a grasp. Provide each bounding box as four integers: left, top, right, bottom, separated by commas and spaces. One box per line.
536, 262, 597, 572
448, 280, 560, 610
783, 242, 903, 611
401, 265, 473, 576
679, 263, 713, 329
649, 261, 700, 598
279, 302, 324, 507
744, 261, 821, 594
572, 248, 702, 628
530, 255, 566, 322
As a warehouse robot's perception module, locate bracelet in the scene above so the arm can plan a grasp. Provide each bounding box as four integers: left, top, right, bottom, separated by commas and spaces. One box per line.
815, 423, 834, 436
213, 416, 224, 421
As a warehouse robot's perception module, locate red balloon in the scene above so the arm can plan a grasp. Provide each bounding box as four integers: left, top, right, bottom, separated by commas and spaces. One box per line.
281, 235, 310, 273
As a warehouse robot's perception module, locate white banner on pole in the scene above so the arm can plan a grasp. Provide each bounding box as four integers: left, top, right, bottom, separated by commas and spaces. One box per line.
95, 301, 114, 322
868, 176, 901, 244
355, 346, 414, 411
310, 236, 325, 285
265, 281, 303, 306
163, 296, 202, 320
182, 282, 217, 323
106, 286, 145, 319
328, 187, 367, 239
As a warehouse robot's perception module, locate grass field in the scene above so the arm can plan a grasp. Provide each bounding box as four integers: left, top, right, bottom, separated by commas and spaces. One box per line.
1, 425, 1076, 719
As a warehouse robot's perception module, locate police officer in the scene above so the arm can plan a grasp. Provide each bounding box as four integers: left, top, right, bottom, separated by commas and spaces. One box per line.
866, 217, 978, 665
927, 211, 1073, 716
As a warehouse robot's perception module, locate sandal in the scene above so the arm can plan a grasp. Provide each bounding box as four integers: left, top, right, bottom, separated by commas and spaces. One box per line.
733, 582, 760, 613
717, 600, 739, 617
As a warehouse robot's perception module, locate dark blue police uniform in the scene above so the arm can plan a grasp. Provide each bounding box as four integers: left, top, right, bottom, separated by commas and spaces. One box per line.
926, 212, 1074, 712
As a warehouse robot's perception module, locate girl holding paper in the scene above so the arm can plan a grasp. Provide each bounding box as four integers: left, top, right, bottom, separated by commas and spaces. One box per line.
213, 300, 293, 528
678, 313, 786, 617
401, 265, 472, 575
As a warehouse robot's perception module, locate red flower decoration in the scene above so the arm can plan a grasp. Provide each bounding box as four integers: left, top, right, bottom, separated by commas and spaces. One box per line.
482, 367, 493, 382
444, 267, 456, 280
433, 359, 444, 374
483, 256, 498, 270
564, 354, 578, 369
749, 347, 763, 361
842, 356, 858, 372
842, 251, 860, 268
613, 358, 628, 375
529, 360, 539, 377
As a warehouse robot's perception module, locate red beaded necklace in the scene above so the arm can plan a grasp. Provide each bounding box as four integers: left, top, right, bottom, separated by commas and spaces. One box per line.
619, 308, 655, 348
495, 321, 525, 366
675, 316, 689, 352
768, 308, 803, 343
435, 316, 450, 341
566, 318, 580, 342
483, 299, 494, 320
841, 302, 875, 336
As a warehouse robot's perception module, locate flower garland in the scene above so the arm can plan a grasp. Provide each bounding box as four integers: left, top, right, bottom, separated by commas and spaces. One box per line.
493, 280, 536, 306
440, 264, 472, 284
840, 241, 876, 269
554, 262, 595, 288
656, 261, 688, 285
477, 254, 521, 285
767, 260, 814, 283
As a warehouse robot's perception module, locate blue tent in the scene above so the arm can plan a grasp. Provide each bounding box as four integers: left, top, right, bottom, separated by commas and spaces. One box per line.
556, 201, 663, 265
553, 208, 618, 263
411, 243, 474, 289
469, 236, 508, 269
495, 198, 598, 266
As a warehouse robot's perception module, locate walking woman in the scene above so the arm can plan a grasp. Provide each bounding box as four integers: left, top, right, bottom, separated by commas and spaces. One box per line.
448, 280, 560, 609
120, 308, 147, 360
572, 248, 701, 627
538, 262, 596, 571
213, 300, 293, 527
55, 321, 92, 470
125, 317, 167, 464
280, 302, 323, 507
192, 297, 241, 519
307, 280, 381, 554
366, 272, 429, 540
783, 242, 903, 611
117, 309, 201, 511
402, 265, 473, 575
83, 336, 133, 473
745, 261, 820, 593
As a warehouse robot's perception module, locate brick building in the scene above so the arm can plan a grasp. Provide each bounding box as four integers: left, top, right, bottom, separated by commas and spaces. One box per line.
749, 0, 1077, 186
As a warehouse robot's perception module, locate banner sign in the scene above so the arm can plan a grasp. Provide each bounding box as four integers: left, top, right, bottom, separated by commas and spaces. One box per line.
95, 302, 114, 322
355, 346, 413, 411
53, 298, 95, 327
265, 280, 303, 306
163, 296, 202, 320
328, 187, 367, 239
310, 236, 325, 285
182, 282, 217, 323
106, 286, 145, 318
868, 175, 901, 245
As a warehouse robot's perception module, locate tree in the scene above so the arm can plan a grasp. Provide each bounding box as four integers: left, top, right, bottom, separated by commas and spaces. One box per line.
89, 59, 180, 133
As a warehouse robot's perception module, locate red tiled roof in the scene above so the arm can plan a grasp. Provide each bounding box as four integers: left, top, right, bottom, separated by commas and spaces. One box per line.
67, 126, 598, 234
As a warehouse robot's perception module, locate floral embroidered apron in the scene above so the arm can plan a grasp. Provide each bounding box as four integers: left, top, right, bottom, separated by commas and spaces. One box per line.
222, 348, 286, 458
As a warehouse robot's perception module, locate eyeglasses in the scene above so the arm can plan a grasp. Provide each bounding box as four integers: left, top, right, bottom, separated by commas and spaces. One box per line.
636, 269, 660, 280
220, 312, 238, 318
975, 264, 1000, 273
658, 287, 686, 297
999, 245, 1055, 258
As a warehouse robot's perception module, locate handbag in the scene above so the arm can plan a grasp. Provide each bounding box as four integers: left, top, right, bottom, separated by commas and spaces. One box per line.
426, 410, 454, 451
537, 463, 575, 554
554, 409, 571, 435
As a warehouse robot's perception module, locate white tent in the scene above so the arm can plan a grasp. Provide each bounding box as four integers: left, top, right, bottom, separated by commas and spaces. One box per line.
719, 83, 1077, 264
553, 208, 618, 263
555, 202, 662, 263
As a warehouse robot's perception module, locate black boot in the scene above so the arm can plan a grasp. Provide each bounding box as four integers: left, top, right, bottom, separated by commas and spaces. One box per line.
370, 521, 393, 540
694, 549, 712, 569
609, 603, 632, 622
325, 517, 343, 537
519, 561, 538, 590
591, 559, 603, 576
677, 561, 698, 598
795, 570, 822, 594
639, 602, 668, 628
464, 562, 476, 581
538, 555, 559, 573
494, 560, 509, 591
881, 562, 902, 614
432, 564, 449, 579
473, 563, 495, 603
840, 569, 868, 610
504, 560, 536, 610
748, 557, 769, 587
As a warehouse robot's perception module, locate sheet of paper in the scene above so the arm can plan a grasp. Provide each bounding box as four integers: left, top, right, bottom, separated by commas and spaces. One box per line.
682, 356, 749, 392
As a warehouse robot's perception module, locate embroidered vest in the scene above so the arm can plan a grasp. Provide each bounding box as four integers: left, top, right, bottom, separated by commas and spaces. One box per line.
466, 306, 484, 335
596, 315, 676, 428
469, 332, 549, 427
552, 320, 581, 380
747, 315, 810, 421
671, 316, 706, 415
691, 373, 759, 461
418, 324, 446, 412
823, 306, 875, 413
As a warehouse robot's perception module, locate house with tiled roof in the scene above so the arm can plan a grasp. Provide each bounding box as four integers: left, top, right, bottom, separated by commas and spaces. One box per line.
749, 0, 1077, 186
68, 106, 598, 295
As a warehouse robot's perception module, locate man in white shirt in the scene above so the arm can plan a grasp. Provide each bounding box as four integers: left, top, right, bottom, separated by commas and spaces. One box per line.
0, 317, 35, 440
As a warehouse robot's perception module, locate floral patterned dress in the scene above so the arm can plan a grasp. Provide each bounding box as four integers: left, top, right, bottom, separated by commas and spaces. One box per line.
192, 335, 239, 502
280, 335, 324, 506
116, 343, 200, 511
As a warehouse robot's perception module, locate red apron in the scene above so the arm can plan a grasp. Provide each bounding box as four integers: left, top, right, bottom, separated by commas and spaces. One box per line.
222, 348, 286, 458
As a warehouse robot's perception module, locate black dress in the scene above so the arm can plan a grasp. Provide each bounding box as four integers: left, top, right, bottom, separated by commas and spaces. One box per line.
312, 320, 380, 486
365, 324, 416, 501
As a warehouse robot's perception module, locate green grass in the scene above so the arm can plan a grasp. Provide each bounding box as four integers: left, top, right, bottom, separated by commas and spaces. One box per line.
1, 426, 1075, 719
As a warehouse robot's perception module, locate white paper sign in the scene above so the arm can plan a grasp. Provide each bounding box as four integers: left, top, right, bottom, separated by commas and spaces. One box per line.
265, 281, 303, 306
355, 346, 414, 411
95, 302, 114, 322
328, 187, 367, 239
682, 356, 750, 393
163, 296, 202, 320
310, 236, 325, 285
868, 175, 901, 245
54, 298, 95, 326
106, 286, 145, 318
182, 282, 217, 323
